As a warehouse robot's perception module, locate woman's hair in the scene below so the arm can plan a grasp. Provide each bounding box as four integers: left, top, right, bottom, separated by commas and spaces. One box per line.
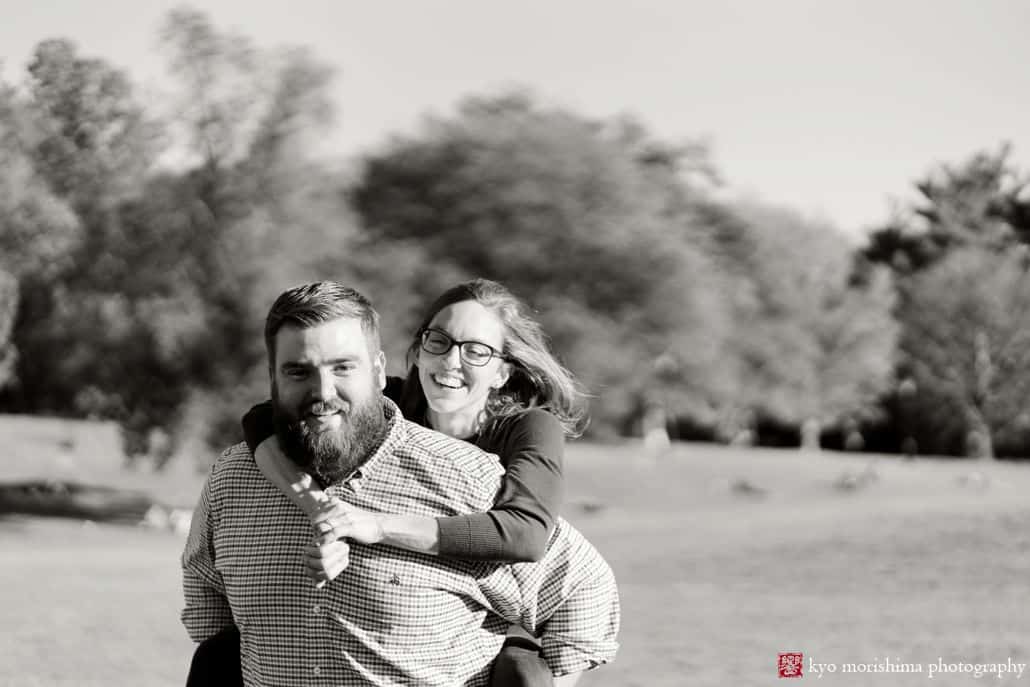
398, 279, 589, 438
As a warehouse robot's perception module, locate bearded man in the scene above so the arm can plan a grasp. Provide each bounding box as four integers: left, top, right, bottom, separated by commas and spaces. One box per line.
180, 282, 619, 686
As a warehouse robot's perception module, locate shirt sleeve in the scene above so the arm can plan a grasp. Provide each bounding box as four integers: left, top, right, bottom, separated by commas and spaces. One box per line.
478, 519, 620, 677
536, 549, 620, 676
437, 410, 565, 562
181, 456, 233, 642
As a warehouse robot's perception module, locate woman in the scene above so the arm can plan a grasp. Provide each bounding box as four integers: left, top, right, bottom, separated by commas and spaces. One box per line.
187, 279, 589, 687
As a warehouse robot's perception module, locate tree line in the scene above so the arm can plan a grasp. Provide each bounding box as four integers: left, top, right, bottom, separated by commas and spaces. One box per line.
1, 9, 1028, 465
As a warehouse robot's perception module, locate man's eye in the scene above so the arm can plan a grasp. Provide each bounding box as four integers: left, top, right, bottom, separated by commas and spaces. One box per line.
333, 364, 356, 374
284, 369, 308, 379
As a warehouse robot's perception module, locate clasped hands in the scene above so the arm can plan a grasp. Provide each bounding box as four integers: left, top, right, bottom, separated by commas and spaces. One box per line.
303, 492, 384, 588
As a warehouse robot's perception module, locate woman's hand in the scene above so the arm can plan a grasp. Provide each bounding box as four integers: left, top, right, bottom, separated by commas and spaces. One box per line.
312, 498, 384, 547
304, 539, 351, 588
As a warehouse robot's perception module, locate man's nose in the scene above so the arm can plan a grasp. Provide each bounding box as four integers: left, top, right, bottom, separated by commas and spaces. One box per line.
311, 369, 337, 400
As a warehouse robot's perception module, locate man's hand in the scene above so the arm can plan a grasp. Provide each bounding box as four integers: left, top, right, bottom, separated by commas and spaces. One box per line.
303, 539, 351, 588
311, 498, 384, 546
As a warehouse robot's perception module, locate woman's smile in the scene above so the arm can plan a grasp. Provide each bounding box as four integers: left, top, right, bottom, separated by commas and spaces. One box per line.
430, 372, 466, 390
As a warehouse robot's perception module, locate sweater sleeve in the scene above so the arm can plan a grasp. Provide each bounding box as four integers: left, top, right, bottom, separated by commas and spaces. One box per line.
383, 375, 405, 404
436, 409, 565, 563
240, 400, 275, 453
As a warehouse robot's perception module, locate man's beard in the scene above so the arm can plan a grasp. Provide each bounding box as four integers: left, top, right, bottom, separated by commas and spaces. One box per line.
272, 386, 387, 486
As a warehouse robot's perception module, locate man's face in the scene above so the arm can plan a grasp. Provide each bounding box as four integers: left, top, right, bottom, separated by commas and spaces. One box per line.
271, 317, 387, 484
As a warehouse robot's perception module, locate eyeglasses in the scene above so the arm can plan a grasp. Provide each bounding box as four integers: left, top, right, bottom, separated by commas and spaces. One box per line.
419, 328, 504, 367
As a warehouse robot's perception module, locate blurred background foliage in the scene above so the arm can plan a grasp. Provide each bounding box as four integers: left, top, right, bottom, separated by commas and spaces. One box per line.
1, 8, 1029, 467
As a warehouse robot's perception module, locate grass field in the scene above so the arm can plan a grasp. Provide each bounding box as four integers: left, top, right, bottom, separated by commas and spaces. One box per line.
2, 415, 1028, 686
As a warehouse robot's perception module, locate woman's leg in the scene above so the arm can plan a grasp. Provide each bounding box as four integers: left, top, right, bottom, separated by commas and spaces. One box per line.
185, 626, 243, 687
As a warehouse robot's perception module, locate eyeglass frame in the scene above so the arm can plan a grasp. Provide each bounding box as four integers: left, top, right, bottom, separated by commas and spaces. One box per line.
418, 327, 507, 367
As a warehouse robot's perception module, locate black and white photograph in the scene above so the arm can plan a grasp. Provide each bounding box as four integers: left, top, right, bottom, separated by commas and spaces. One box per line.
1, 2, 1028, 685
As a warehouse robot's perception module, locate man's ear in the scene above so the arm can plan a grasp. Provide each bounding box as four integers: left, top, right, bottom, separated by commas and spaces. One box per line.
375, 351, 387, 390
490, 361, 512, 390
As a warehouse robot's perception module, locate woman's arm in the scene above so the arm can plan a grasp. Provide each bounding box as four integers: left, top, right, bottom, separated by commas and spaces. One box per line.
253, 440, 330, 517
252, 438, 441, 553
243, 380, 441, 549
240, 399, 276, 454
325, 409, 565, 562
436, 409, 565, 562
246, 399, 565, 564
242, 400, 333, 516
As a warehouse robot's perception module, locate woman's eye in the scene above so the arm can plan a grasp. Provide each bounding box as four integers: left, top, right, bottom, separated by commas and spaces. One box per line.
467, 346, 492, 360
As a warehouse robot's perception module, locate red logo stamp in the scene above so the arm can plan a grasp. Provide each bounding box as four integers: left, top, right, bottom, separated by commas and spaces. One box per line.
778, 652, 804, 678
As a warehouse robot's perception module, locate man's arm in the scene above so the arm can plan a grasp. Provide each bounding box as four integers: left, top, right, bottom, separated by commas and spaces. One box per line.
181, 464, 233, 642
480, 519, 620, 678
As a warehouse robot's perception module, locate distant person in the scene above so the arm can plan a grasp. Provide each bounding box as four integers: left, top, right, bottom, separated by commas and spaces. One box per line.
181, 281, 619, 686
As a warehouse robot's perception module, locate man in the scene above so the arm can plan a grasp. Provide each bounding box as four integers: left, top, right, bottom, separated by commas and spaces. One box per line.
181, 282, 619, 685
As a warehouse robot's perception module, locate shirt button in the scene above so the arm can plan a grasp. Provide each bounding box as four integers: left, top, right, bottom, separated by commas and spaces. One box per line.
313, 666, 321, 676
313, 605, 322, 615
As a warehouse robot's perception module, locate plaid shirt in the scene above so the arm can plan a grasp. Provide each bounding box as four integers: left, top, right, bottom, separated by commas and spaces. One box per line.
181, 400, 619, 686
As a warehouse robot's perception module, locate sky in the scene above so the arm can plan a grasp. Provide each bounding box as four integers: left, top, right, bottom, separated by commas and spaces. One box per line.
2, 0, 1028, 239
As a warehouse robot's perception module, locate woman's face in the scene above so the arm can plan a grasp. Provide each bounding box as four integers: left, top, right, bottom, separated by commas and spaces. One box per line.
417, 300, 510, 429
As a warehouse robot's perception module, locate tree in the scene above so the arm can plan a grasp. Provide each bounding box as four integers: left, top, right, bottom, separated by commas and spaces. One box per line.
5, 40, 165, 434
351, 91, 730, 433
899, 247, 1030, 458
156, 8, 389, 458
27, 39, 159, 217
0, 75, 80, 282
3, 13, 392, 464
0, 270, 16, 389
865, 144, 1030, 273
703, 202, 899, 446
866, 146, 1030, 457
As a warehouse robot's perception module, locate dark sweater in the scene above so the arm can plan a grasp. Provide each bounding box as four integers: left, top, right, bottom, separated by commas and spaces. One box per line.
241, 376, 563, 562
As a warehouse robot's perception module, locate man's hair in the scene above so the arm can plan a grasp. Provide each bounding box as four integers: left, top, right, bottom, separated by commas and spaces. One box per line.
264, 281, 381, 369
